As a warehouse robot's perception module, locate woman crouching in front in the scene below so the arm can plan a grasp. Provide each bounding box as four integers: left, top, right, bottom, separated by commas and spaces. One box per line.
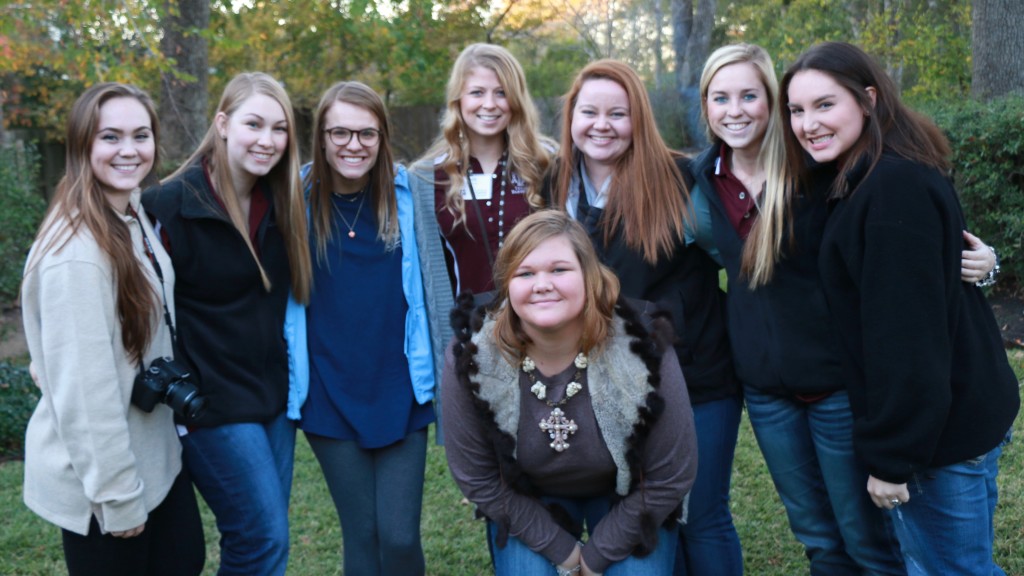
443, 210, 697, 576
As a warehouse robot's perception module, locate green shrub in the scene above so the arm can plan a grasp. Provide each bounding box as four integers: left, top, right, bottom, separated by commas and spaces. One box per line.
927, 96, 1024, 294
0, 145, 47, 304
0, 363, 37, 458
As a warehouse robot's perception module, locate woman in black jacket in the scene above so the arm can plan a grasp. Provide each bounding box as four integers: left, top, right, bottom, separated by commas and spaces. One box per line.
782, 41, 1018, 575
688, 43, 999, 575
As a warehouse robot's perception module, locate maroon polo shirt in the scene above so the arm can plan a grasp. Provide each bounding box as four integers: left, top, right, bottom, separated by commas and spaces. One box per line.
711, 143, 759, 240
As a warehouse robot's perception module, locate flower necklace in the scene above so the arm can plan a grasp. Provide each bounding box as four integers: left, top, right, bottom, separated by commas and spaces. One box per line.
522, 352, 588, 453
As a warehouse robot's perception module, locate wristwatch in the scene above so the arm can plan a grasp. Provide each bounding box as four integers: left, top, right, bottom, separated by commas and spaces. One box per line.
976, 245, 1001, 288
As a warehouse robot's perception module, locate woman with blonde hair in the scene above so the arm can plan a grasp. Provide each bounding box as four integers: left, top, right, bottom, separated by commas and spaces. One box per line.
411, 43, 554, 402
285, 81, 435, 575
444, 210, 697, 575
143, 72, 312, 576
544, 59, 741, 575
22, 82, 204, 575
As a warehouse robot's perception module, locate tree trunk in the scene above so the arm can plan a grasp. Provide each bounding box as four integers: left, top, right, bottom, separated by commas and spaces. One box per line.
653, 0, 664, 89
671, 0, 692, 90
680, 0, 714, 88
972, 0, 1024, 101
672, 0, 712, 147
159, 0, 209, 166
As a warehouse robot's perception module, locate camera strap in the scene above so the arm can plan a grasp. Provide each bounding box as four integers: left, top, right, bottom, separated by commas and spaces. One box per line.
132, 207, 178, 345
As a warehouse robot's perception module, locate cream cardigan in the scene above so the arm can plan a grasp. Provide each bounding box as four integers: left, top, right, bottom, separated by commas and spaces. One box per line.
21, 190, 180, 536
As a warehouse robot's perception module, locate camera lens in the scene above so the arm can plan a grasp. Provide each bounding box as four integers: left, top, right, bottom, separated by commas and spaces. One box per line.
183, 395, 208, 421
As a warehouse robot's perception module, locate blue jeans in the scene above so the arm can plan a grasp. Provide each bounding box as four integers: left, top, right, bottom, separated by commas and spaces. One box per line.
181, 411, 295, 576
744, 386, 904, 576
675, 394, 744, 576
489, 496, 678, 575
890, 433, 1010, 576
306, 429, 428, 576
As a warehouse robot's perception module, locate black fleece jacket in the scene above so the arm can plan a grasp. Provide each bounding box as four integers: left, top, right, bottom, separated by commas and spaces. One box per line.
541, 157, 738, 405
818, 153, 1019, 483
143, 160, 292, 427
688, 146, 844, 397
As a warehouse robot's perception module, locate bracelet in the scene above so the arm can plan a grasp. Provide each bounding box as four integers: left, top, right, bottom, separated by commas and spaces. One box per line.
976, 246, 1001, 288
554, 541, 586, 576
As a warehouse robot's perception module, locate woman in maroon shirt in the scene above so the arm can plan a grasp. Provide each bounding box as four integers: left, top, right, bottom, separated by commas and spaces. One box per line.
411, 43, 554, 295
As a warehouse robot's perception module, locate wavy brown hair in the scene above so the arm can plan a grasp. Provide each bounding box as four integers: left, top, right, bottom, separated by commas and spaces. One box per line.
29, 83, 160, 364
305, 82, 398, 262
165, 72, 312, 302
551, 60, 689, 264
419, 43, 551, 229
490, 210, 620, 362
781, 42, 951, 199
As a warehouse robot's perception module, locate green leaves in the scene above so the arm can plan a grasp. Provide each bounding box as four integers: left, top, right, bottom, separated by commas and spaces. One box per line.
0, 146, 45, 305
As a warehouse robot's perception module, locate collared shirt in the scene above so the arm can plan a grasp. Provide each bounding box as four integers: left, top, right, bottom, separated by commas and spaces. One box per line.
711, 143, 758, 240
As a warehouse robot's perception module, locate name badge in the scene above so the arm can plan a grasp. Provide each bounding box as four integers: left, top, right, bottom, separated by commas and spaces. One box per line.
462, 173, 493, 201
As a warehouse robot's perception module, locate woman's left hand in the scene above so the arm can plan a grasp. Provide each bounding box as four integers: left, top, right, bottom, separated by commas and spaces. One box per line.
580, 556, 602, 576
961, 231, 996, 283
867, 475, 910, 510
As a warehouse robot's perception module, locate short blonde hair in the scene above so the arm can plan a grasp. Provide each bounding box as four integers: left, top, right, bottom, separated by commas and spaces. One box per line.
490, 210, 620, 360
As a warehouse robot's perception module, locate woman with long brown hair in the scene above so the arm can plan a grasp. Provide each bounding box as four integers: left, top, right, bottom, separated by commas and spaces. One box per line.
285, 81, 435, 575
22, 82, 204, 575
783, 41, 1018, 575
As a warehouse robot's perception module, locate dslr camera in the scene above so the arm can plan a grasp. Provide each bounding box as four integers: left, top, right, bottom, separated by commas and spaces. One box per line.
132, 357, 207, 422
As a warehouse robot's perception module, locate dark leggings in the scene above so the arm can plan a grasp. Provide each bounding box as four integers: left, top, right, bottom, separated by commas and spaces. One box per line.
61, 470, 205, 576
306, 428, 428, 576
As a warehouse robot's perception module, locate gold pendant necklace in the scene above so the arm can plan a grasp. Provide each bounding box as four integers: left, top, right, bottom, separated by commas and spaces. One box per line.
334, 191, 367, 238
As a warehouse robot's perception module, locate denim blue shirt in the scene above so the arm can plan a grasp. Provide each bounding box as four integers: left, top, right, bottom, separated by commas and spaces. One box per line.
284, 164, 435, 420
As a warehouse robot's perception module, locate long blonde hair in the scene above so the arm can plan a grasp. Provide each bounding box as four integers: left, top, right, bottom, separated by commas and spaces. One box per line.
165, 72, 312, 303
699, 44, 791, 288
419, 43, 551, 228
305, 82, 398, 262
551, 60, 689, 265
30, 83, 160, 364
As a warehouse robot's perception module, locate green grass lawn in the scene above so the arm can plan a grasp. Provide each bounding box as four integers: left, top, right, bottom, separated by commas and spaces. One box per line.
2, 357, 1022, 575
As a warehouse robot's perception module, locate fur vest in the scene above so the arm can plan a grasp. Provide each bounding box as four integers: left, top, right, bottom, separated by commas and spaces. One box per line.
450, 293, 676, 553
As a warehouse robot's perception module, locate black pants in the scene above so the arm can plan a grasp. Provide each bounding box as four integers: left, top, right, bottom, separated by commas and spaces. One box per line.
61, 469, 205, 576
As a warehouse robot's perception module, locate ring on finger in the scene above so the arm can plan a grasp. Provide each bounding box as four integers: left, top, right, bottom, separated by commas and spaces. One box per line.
889, 498, 901, 507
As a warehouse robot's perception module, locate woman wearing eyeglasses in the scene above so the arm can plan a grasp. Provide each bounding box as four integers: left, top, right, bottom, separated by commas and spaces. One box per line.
285, 81, 435, 575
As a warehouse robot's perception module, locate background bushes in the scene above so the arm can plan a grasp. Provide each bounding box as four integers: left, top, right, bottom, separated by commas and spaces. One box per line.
0, 145, 46, 304
928, 95, 1024, 294
0, 363, 36, 459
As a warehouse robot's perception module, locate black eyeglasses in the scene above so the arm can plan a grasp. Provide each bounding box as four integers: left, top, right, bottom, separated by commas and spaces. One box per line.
324, 127, 382, 147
